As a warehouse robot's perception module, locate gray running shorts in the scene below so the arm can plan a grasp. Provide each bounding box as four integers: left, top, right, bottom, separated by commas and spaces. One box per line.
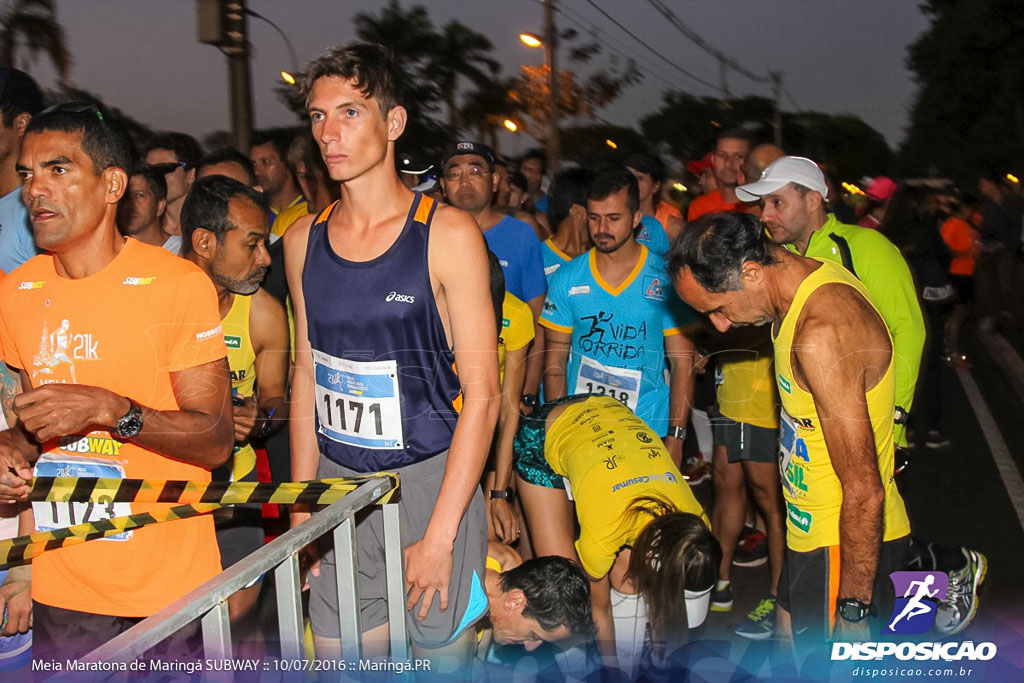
712, 412, 778, 465
308, 451, 488, 649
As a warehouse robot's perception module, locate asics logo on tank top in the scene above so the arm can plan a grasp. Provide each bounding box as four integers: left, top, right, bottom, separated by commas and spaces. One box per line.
385, 291, 416, 304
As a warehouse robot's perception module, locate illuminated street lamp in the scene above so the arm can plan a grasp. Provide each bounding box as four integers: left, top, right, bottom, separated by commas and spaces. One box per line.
1007, 173, 1020, 184
503, 119, 519, 132
605, 139, 618, 150
520, 33, 542, 48
281, 71, 295, 85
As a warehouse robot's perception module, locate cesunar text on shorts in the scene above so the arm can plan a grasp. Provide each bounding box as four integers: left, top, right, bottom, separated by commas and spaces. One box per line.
832, 641, 996, 662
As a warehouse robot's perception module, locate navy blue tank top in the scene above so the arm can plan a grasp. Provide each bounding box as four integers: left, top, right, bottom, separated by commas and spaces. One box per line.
303, 193, 461, 471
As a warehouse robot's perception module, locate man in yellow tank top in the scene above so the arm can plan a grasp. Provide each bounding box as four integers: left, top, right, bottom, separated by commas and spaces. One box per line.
669, 211, 911, 653
182, 176, 290, 626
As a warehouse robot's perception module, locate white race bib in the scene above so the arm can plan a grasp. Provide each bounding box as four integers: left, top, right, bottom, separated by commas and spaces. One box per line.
33, 453, 132, 541
312, 351, 404, 450
574, 355, 642, 410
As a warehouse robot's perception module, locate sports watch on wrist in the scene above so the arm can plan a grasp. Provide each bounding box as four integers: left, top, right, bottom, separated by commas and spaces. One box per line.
489, 488, 513, 502
667, 425, 687, 440
113, 400, 143, 439
521, 394, 540, 410
837, 597, 876, 623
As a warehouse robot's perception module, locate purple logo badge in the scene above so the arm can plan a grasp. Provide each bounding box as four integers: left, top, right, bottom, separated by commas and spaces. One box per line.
883, 571, 948, 634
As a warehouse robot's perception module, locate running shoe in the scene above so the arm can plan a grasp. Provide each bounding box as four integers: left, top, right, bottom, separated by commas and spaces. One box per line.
924, 430, 952, 450
733, 595, 776, 640
710, 581, 732, 612
684, 458, 712, 486
733, 528, 768, 567
935, 548, 988, 635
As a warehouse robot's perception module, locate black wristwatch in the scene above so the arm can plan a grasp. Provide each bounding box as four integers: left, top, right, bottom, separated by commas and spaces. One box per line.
521, 394, 540, 410
489, 488, 514, 502
113, 400, 143, 439
667, 425, 687, 440
837, 597, 876, 623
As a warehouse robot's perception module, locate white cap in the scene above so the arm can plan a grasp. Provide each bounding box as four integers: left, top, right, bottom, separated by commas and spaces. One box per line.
736, 155, 829, 202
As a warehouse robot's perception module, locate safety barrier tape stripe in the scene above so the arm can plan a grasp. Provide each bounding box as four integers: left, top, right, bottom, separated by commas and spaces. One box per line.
0, 474, 399, 566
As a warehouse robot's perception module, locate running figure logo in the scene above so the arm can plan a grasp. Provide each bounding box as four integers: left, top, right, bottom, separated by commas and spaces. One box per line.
32, 318, 78, 382
883, 571, 949, 634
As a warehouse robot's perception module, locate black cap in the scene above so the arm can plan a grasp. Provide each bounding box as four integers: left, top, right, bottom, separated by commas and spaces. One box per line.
0, 67, 44, 117
623, 153, 665, 183
441, 141, 496, 172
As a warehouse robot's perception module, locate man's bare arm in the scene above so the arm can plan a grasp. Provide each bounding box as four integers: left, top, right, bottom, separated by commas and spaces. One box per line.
405, 206, 501, 618
521, 295, 545, 399
543, 328, 572, 400
282, 215, 320, 519
794, 293, 892, 603
13, 358, 234, 469
664, 331, 696, 468
243, 288, 290, 440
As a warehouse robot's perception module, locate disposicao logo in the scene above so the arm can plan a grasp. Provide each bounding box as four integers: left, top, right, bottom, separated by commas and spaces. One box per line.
831, 569, 997, 664
884, 571, 947, 634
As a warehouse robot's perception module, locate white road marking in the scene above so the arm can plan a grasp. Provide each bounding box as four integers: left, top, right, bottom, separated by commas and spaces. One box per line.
956, 366, 1024, 533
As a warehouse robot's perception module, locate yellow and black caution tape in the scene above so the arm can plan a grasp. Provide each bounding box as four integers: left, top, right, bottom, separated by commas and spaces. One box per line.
0, 474, 399, 566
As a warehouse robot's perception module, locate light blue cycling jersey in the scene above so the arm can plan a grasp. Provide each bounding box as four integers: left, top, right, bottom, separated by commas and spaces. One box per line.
540, 244, 695, 434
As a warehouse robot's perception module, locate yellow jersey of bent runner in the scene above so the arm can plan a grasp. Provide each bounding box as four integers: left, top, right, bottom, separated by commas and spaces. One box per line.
771, 259, 910, 553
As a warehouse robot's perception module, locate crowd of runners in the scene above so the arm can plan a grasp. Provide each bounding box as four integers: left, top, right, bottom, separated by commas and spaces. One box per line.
0, 38, 1017, 678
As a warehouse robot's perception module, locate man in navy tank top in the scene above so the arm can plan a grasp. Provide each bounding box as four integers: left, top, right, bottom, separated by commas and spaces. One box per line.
284, 43, 500, 670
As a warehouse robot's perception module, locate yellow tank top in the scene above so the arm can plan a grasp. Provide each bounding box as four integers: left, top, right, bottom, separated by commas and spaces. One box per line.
222, 293, 257, 481
546, 396, 708, 578
772, 260, 909, 552
498, 292, 535, 384
716, 343, 779, 428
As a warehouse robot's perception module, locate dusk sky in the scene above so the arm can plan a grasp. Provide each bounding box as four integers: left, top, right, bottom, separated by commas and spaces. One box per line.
20, 0, 931, 159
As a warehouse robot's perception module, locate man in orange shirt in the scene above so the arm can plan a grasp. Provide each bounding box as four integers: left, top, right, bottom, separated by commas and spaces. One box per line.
687, 129, 751, 221
0, 103, 233, 661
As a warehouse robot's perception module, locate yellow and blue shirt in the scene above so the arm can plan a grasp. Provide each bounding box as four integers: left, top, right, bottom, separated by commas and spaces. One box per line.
772, 259, 910, 552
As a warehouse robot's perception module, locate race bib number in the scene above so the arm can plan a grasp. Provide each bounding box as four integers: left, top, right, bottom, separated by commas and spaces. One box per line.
33, 454, 132, 541
312, 351, 404, 449
574, 355, 642, 410
778, 409, 809, 498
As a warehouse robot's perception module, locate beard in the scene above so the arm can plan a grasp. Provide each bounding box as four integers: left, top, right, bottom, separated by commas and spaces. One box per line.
592, 231, 632, 254
213, 265, 267, 295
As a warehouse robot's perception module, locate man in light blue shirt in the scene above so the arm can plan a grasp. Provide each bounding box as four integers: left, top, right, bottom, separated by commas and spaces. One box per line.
0, 67, 44, 274
541, 168, 697, 466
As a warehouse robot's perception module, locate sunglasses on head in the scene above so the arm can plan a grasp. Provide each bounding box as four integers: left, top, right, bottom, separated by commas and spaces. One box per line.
38, 100, 106, 122
146, 161, 189, 175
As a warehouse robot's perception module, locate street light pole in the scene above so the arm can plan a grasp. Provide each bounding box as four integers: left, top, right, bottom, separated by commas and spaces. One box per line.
544, 0, 560, 174
224, 0, 253, 152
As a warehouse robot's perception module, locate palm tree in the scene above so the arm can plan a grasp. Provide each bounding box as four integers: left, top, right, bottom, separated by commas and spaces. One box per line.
354, 0, 439, 113
461, 75, 519, 150
0, 0, 71, 86
427, 20, 499, 135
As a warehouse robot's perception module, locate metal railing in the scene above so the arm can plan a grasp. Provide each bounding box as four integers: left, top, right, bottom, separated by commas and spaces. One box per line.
83, 475, 406, 665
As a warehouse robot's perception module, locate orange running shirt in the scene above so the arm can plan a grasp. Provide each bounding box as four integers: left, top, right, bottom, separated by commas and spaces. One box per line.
0, 238, 227, 617
940, 216, 979, 276
655, 202, 683, 229
687, 190, 747, 221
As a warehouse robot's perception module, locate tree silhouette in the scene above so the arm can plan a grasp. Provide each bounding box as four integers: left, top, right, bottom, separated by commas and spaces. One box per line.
0, 0, 71, 86
353, 0, 447, 159
898, 0, 1024, 180
427, 20, 499, 134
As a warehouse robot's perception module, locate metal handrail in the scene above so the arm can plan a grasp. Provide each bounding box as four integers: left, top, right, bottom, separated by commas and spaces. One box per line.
83, 475, 406, 665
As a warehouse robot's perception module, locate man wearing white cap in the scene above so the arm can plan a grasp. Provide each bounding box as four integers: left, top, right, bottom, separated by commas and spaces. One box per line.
736, 156, 924, 451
